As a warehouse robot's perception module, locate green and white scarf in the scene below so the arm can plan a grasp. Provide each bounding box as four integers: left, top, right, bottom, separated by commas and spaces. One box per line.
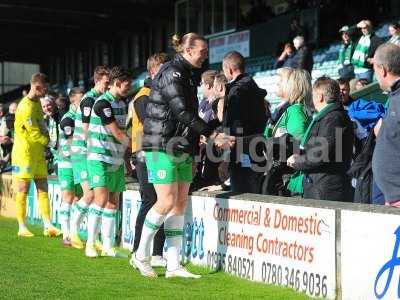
351, 35, 371, 68
287, 103, 335, 195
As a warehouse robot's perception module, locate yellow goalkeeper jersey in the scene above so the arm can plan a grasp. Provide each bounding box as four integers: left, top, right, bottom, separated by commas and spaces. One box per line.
12, 96, 49, 166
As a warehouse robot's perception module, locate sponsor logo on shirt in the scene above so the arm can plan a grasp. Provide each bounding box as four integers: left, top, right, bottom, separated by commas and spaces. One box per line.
173, 72, 181, 78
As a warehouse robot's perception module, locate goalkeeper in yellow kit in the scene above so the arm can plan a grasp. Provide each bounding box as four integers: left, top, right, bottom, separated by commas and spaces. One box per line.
12, 73, 61, 237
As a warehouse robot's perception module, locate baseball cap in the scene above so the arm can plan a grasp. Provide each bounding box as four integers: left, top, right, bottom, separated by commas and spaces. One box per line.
339, 25, 350, 33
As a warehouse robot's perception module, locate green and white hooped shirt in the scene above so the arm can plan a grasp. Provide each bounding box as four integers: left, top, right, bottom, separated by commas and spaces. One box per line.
57, 108, 76, 169
71, 88, 99, 161
87, 91, 127, 166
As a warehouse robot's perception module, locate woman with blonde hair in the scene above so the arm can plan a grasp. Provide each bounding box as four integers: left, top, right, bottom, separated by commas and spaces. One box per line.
270, 67, 311, 140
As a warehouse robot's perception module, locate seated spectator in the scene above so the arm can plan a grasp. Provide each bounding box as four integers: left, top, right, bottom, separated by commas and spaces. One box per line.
274, 43, 296, 69
287, 76, 354, 202
351, 20, 383, 82
291, 36, 314, 74
388, 22, 400, 46
267, 68, 311, 140
338, 26, 355, 80
372, 43, 400, 207
199, 70, 218, 123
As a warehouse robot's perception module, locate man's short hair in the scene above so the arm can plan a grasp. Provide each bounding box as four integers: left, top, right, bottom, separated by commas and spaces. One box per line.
214, 72, 228, 86
68, 87, 84, 97
93, 66, 110, 83
109, 66, 132, 85
31, 73, 48, 84
201, 70, 218, 87
337, 78, 350, 86
313, 76, 341, 103
374, 43, 400, 76
223, 51, 245, 73
147, 53, 169, 72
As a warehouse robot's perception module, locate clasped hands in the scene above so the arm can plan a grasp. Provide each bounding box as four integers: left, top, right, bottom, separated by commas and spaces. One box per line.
200, 132, 236, 149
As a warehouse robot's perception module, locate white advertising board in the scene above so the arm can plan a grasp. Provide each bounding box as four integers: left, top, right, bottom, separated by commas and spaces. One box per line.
121, 192, 336, 299
209, 30, 250, 64
341, 210, 400, 300
121, 190, 142, 251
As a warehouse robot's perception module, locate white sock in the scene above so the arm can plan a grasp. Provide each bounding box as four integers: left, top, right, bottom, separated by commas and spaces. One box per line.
18, 223, 28, 231
164, 214, 184, 271
136, 207, 166, 260
101, 208, 117, 250
59, 202, 71, 239
70, 198, 90, 235
43, 219, 52, 229
86, 204, 103, 245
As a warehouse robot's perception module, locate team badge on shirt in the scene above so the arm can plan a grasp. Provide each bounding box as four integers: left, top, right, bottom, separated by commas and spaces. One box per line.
103, 108, 112, 118
83, 107, 91, 117
64, 126, 72, 136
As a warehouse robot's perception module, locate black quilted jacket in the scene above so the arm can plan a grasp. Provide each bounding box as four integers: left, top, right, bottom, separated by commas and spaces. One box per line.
142, 54, 216, 156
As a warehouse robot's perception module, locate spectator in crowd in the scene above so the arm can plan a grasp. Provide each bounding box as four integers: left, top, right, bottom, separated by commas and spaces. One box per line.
351, 20, 384, 82
287, 76, 354, 202
388, 22, 400, 46
0, 104, 11, 170
212, 72, 228, 123
199, 70, 218, 123
55, 96, 69, 118
338, 26, 355, 80
274, 43, 296, 69
223, 68, 311, 196
41, 96, 59, 174
338, 78, 354, 108
221, 51, 268, 193
193, 69, 221, 191
355, 78, 369, 90
130, 52, 169, 268
292, 36, 314, 74
8, 102, 17, 114
372, 43, 400, 207
0, 102, 17, 171
267, 68, 311, 140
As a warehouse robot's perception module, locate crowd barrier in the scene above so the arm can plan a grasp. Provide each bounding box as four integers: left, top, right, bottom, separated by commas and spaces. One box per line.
1, 173, 399, 300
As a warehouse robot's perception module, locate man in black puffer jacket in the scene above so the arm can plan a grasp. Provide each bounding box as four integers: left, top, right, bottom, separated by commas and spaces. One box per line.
142, 54, 218, 155
222, 51, 268, 193
287, 76, 354, 202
